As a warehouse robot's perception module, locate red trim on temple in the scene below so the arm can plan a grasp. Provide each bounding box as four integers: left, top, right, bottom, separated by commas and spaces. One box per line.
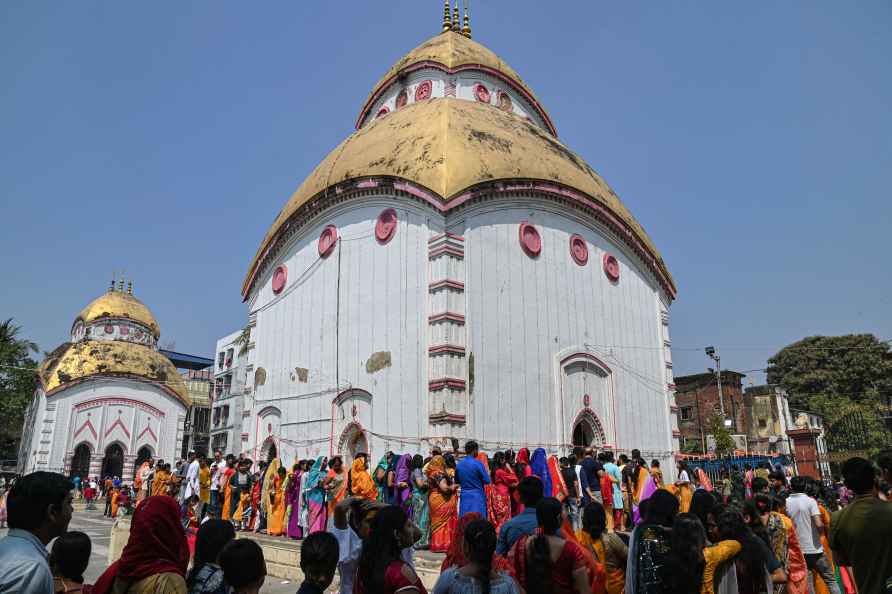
428, 312, 465, 324
429, 378, 466, 391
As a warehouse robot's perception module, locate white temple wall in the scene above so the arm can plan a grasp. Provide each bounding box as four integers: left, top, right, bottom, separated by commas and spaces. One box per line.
457, 199, 675, 462
24, 380, 186, 477
248, 197, 437, 461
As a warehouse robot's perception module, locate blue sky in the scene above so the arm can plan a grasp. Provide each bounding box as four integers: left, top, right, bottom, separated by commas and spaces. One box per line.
2, 2, 890, 383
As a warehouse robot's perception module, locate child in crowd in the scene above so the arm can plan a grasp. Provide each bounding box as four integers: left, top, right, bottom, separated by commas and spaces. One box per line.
219, 539, 267, 594
50, 531, 92, 593
297, 531, 340, 594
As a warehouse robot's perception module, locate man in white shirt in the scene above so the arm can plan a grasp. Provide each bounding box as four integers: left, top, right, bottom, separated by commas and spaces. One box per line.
210, 450, 226, 514
786, 476, 841, 594
0, 472, 73, 593
183, 451, 200, 500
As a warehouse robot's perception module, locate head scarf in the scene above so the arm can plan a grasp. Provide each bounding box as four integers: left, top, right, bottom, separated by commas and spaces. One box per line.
547, 455, 567, 499
350, 457, 377, 501
92, 496, 188, 594
426, 455, 447, 481
696, 467, 714, 492
476, 452, 491, 480
261, 458, 280, 515
530, 448, 552, 496
516, 448, 531, 465
303, 456, 327, 505
396, 453, 412, 485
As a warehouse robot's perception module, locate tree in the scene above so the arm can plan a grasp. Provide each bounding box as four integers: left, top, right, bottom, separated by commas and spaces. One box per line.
708, 414, 735, 456
767, 334, 892, 453
0, 319, 39, 460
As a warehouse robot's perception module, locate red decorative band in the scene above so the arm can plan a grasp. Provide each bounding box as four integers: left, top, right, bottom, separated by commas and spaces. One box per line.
241, 433, 249, 440
429, 344, 466, 355
428, 245, 464, 259
429, 412, 467, 425
429, 279, 465, 291
428, 232, 465, 243
73, 397, 165, 418
428, 312, 465, 324
429, 378, 466, 391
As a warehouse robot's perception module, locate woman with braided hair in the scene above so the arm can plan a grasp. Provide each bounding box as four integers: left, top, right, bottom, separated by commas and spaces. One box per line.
433, 519, 520, 594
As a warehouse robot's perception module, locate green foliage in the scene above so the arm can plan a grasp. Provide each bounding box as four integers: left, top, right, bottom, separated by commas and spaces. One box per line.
708, 414, 735, 456
236, 326, 251, 356
0, 319, 39, 460
767, 334, 892, 453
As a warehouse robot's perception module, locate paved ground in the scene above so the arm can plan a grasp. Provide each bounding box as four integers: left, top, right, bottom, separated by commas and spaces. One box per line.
0, 507, 302, 594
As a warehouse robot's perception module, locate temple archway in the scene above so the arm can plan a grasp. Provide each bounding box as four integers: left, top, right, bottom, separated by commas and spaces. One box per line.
261, 438, 277, 463
338, 422, 369, 464
70, 443, 91, 479
101, 443, 125, 478
133, 445, 153, 479
571, 409, 607, 449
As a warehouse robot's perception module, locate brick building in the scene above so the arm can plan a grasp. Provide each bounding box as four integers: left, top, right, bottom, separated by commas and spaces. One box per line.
675, 371, 746, 454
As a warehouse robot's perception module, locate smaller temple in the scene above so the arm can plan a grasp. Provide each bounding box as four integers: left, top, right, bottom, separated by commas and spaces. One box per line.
18, 278, 191, 479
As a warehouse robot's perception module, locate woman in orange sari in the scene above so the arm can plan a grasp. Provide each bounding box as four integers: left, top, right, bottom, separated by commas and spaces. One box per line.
427, 454, 457, 553
350, 455, 378, 501
110, 488, 120, 518
220, 465, 234, 521
151, 465, 171, 497
323, 456, 348, 523
548, 455, 568, 501
268, 467, 287, 536
674, 460, 694, 513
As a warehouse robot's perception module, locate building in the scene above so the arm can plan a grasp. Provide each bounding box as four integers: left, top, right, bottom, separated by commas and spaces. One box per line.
210, 329, 248, 456
161, 350, 215, 458
675, 371, 746, 454
19, 280, 192, 479
235, 18, 678, 466
742, 384, 793, 455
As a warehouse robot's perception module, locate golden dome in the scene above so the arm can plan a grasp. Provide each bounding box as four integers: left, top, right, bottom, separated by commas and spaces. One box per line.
75, 290, 160, 338
244, 98, 675, 299
358, 31, 556, 135
39, 340, 190, 405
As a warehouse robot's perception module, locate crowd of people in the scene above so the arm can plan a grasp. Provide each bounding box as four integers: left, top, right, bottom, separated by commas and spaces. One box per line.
0, 444, 890, 594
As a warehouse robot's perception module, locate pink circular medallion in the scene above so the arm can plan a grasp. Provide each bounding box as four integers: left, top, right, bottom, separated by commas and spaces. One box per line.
376, 106, 389, 118
415, 80, 432, 102
104, 325, 114, 334
318, 225, 338, 257
395, 88, 408, 109
474, 83, 491, 103
518, 222, 541, 257
569, 234, 588, 266
603, 253, 620, 282
271, 264, 288, 294
375, 208, 398, 244
120, 325, 130, 336
497, 91, 512, 112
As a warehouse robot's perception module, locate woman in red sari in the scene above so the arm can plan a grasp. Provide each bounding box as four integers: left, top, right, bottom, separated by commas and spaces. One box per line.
92, 496, 189, 594
441, 512, 513, 574
548, 455, 568, 501
508, 497, 604, 594
490, 452, 517, 534
513, 448, 533, 515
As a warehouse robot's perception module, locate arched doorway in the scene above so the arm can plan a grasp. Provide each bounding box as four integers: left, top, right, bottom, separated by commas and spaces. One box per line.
101, 443, 124, 478
70, 443, 91, 479
573, 421, 595, 448
133, 446, 153, 480
261, 438, 277, 463
571, 410, 606, 449
338, 423, 368, 464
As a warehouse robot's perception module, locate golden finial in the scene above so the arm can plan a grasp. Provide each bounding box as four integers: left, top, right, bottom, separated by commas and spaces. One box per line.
452, 1, 460, 32
461, 0, 471, 38
442, 0, 452, 33
110, 271, 116, 292
127, 279, 133, 295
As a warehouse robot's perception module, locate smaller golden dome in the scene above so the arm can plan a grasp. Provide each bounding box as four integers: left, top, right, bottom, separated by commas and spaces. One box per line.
39, 340, 190, 405
358, 31, 555, 135
75, 290, 160, 338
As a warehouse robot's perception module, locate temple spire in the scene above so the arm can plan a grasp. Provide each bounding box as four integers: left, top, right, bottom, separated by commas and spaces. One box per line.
109, 271, 116, 292
452, 1, 460, 32
442, 0, 452, 32
461, 0, 471, 38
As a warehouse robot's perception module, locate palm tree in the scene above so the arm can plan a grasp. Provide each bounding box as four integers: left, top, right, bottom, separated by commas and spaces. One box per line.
0, 318, 38, 362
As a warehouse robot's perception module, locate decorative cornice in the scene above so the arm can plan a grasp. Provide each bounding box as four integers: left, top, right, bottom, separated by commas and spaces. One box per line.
428, 344, 466, 355
429, 312, 465, 324
429, 378, 466, 391
429, 279, 465, 292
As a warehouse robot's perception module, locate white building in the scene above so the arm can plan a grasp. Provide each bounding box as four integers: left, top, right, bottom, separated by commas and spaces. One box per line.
210, 329, 248, 455
19, 281, 191, 479
236, 26, 679, 467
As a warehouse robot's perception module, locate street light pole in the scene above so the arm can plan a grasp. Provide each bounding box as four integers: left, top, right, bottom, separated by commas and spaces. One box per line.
705, 346, 729, 427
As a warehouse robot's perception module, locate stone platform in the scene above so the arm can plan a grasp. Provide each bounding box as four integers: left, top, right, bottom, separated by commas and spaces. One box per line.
107, 517, 445, 590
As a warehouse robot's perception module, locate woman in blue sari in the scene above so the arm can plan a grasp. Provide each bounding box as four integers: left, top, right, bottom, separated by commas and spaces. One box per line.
530, 447, 553, 496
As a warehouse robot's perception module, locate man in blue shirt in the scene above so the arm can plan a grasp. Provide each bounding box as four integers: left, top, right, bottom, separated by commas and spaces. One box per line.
455, 441, 490, 518
0, 471, 74, 593
496, 476, 544, 555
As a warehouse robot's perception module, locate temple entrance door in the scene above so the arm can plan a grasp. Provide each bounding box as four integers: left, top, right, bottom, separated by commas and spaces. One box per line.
261, 439, 277, 463
101, 443, 124, 478
347, 430, 368, 464
133, 446, 152, 480
71, 443, 91, 479
573, 420, 596, 448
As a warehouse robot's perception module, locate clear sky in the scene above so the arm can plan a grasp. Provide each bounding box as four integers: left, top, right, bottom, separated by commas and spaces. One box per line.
2, 2, 890, 383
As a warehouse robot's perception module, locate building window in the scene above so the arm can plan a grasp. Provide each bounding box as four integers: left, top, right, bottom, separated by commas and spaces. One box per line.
680, 406, 693, 421
222, 405, 230, 426
213, 407, 221, 427
217, 352, 225, 369
758, 418, 767, 428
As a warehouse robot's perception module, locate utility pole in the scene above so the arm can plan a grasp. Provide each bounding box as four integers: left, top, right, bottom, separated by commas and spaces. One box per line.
705, 346, 731, 429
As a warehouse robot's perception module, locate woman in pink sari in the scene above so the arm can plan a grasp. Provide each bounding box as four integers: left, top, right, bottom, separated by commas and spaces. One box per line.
284, 463, 302, 539
301, 456, 328, 534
